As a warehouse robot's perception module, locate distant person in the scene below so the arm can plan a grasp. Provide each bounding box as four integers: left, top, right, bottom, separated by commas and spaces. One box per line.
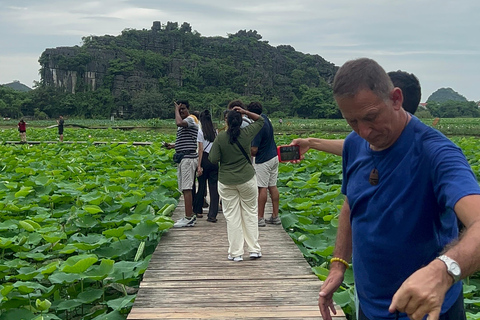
247, 102, 280, 227
227, 100, 252, 128
291, 70, 421, 157
57, 116, 64, 142
193, 110, 220, 223
279, 118, 283, 125
18, 119, 27, 143
209, 106, 264, 262
165, 100, 199, 228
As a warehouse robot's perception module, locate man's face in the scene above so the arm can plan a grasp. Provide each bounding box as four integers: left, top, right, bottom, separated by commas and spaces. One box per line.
178, 104, 189, 119
336, 89, 401, 151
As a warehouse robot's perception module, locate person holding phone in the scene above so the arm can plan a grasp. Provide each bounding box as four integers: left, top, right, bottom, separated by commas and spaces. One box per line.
209, 106, 264, 262
291, 70, 421, 158
247, 101, 281, 227
318, 58, 480, 320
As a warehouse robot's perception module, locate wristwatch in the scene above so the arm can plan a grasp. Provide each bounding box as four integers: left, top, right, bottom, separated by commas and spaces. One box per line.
437, 255, 461, 283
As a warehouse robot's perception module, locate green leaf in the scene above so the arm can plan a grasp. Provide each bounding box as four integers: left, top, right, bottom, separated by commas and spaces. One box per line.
84, 259, 115, 280
61, 254, 98, 273
55, 299, 83, 311
77, 288, 104, 303
83, 205, 104, 214
15, 186, 34, 198
106, 294, 135, 310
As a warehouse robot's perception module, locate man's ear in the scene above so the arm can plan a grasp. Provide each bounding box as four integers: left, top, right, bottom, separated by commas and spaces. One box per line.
390, 87, 404, 111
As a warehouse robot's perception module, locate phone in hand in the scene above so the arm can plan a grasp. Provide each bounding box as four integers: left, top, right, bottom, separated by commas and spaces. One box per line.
277, 145, 301, 162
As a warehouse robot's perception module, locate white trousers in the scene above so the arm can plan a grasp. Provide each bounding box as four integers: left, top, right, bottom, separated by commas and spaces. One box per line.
218, 176, 261, 257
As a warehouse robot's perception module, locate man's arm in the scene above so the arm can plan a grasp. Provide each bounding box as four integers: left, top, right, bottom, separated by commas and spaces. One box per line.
390, 194, 480, 319
291, 138, 345, 157
319, 197, 352, 320
250, 146, 258, 157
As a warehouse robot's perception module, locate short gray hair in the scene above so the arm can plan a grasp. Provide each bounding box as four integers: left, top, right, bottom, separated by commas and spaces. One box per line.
333, 58, 393, 101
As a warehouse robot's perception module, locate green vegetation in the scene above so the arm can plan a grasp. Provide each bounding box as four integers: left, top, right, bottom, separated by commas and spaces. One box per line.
0, 129, 179, 319
0, 119, 479, 319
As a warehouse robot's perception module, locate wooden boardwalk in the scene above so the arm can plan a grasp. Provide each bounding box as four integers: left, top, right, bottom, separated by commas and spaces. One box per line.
128, 197, 346, 320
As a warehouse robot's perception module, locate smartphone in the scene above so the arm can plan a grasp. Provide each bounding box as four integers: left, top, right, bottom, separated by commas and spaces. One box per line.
277, 145, 301, 162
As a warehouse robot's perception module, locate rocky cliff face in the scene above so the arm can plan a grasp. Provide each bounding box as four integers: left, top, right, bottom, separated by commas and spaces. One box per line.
39, 21, 338, 103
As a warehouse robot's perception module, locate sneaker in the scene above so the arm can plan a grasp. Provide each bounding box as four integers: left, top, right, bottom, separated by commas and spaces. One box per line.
266, 216, 281, 225
258, 218, 266, 227
249, 252, 262, 259
173, 216, 196, 228
227, 254, 243, 262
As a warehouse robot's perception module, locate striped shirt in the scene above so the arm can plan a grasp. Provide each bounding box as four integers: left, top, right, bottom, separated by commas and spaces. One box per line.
175, 115, 199, 159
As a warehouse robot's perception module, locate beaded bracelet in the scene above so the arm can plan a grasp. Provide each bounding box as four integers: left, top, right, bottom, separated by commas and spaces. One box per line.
330, 257, 349, 269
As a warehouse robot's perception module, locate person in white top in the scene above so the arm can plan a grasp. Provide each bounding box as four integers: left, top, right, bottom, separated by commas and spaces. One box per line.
193, 110, 220, 222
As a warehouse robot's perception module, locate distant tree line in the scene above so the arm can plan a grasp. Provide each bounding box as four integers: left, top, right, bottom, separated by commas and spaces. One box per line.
1, 22, 478, 120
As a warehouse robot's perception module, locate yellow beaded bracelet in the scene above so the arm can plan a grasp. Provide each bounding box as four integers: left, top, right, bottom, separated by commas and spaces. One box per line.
330, 257, 349, 269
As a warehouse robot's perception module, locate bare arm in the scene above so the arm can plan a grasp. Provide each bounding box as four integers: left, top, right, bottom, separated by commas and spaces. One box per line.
319, 198, 352, 320
251, 146, 258, 157
390, 194, 480, 319
197, 142, 204, 177
233, 107, 261, 121
291, 138, 345, 157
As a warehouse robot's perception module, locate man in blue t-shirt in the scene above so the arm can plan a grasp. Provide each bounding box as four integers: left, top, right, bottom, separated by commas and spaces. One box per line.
318, 58, 480, 320
247, 102, 280, 227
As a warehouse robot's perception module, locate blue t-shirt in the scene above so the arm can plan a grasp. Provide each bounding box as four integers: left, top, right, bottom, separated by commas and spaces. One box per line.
342, 116, 480, 319
252, 114, 277, 164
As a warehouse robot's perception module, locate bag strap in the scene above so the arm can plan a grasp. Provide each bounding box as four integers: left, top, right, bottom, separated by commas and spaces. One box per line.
234, 140, 251, 165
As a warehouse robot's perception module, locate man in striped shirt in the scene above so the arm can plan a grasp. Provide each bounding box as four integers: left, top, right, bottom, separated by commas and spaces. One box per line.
166, 100, 199, 227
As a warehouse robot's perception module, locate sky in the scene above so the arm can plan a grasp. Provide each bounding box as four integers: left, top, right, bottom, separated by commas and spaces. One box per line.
0, 0, 479, 102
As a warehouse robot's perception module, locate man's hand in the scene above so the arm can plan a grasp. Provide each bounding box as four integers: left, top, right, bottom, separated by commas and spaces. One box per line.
318, 268, 345, 320
290, 138, 310, 163
197, 166, 203, 177
389, 259, 453, 320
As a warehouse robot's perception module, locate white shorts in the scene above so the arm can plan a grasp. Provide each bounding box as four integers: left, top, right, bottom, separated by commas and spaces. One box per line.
254, 156, 279, 188
177, 157, 198, 191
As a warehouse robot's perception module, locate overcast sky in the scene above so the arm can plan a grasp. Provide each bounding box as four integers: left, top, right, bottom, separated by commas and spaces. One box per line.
0, 0, 479, 102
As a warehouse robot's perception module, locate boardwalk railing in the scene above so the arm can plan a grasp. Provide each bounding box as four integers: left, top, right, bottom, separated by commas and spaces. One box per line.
128, 197, 346, 320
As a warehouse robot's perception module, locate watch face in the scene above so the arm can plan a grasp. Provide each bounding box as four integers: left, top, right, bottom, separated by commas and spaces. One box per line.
451, 263, 461, 276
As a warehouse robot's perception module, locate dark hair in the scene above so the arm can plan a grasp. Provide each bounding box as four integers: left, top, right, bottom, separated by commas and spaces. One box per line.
199, 110, 216, 142
247, 101, 262, 115
226, 111, 242, 144
333, 58, 393, 101
177, 100, 190, 109
227, 99, 245, 110
388, 70, 421, 114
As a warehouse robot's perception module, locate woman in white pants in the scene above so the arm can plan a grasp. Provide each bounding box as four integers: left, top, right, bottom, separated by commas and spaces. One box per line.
209, 105, 264, 261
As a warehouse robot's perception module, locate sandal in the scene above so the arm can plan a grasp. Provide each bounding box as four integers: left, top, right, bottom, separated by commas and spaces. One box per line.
196, 213, 203, 218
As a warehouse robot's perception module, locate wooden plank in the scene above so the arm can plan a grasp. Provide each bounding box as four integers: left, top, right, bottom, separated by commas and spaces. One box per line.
128, 195, 346, 319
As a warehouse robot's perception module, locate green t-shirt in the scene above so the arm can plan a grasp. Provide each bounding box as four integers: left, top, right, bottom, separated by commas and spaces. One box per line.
209, 116, 264, 185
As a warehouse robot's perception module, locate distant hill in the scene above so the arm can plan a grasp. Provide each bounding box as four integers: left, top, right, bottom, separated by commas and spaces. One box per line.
38, 21, 339, 119
2, 81, 32, 92
427, 87, 467, 103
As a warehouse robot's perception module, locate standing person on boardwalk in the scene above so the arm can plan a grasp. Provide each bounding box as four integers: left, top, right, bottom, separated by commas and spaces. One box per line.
165, 100, 199, 228
318, 58, 480, 320
291, 70, 421, 157
209, 106, 264, 262
247, 102, 280, 227
57, 116, 64, 142
193, 110, 220, 223
17, 118, 27, 143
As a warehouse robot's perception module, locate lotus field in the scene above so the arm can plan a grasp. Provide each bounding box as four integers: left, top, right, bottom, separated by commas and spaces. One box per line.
0, 118, 479, 320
